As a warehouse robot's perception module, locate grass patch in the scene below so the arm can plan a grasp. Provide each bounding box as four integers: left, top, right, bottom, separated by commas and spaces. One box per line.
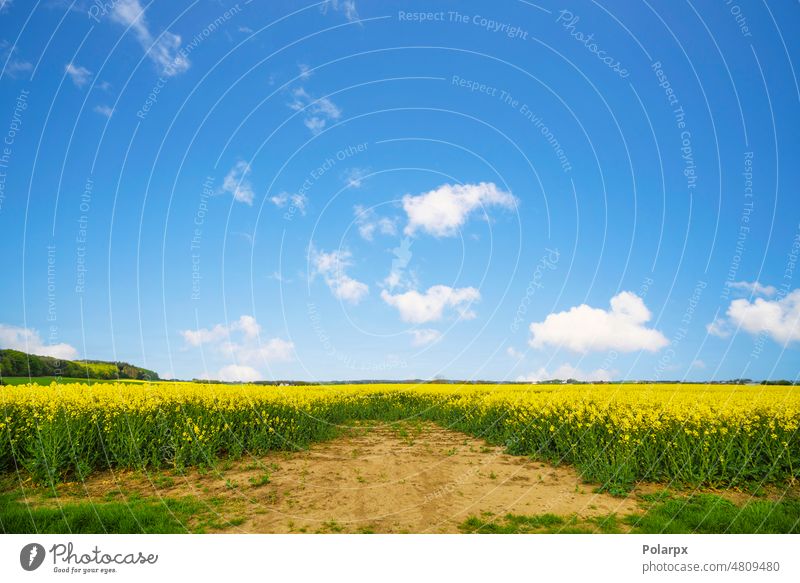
460, 513, 568, 533
627, 493, 800, 534
0, 491, 205, 534
248, 472, 271, 487
460, 494, 800, 534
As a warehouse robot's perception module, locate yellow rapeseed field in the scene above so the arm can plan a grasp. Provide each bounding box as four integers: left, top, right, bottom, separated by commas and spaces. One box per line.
1, 382, 797, 487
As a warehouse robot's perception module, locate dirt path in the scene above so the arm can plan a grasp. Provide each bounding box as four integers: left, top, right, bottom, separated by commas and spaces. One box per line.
61, 422, 642, 533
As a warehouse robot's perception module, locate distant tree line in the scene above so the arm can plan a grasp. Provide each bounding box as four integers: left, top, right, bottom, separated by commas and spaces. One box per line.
0, 349, 159, 381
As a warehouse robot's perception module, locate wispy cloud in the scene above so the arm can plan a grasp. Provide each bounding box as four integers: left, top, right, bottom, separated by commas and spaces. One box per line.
310, 246, 369, 304
270, 191, 307, 215
506, 346, 524, 359
1, 40, 32, 78
220, 160, 255, 205
343, 167, 369, 188
65, 62, 92, 87
409, 328, 441, 346
93, 104, 114, 118
110, 0, 190, 76
725, 280, 777, 297
288, 87, 341, 135
298, 63, 312, 80
321, 0, 360, 23
354, 205, 396, 241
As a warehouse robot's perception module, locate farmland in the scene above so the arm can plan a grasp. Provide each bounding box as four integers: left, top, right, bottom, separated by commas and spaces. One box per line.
1, 381, 798, 533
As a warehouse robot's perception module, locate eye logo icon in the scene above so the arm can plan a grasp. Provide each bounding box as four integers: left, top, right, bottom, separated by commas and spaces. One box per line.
20, 543, 46, 571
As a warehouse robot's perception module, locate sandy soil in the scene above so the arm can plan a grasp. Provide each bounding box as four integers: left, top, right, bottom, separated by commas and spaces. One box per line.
58, 422, 645, 533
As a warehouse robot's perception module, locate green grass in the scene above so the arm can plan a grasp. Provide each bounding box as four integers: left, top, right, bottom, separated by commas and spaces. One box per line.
0, 491, 205, 534
627, 493, 800, 534
459, 494, 800, 534
249, 472, 270, 488
460, 513, 569, 533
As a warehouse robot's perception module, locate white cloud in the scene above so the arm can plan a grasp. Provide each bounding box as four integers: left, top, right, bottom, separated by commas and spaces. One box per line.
507, 346, 524, 359
181, 315, 263, 347
288, 87, 341, 135
311, 247, 369, 304
93, 104, 114, 118
219, 337, 295, 364
221, 160, 255, 205
382, 237, 414, 291
110, 0, 190, 76
343, 167, 368, 188
354, 205, 396, 241
717, 289, 800, 343
706, 317, 730, 338
0, 1, 12, 14
180, 315, 294, 379
409, 328, 441, 346
217, 364, 261, 383
517, 363, 615, 383
402, 182, 516, 237
298, 63, 312, 80
1, 40, 32, 78
322, 0, 359, 22
381, 285, 480, 324
726, 280, 776, 297
270, 191, 307, 214
691, 359, 706, 369
0, 323, 78, 359
65, 63, 92, 87
529, 291, 668, 353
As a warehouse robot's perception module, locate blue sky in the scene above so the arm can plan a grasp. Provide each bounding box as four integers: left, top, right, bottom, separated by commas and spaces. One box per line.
0, 0, 798, 382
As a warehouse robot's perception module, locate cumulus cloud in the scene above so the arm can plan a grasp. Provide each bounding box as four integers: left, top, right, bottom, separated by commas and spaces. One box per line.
409, 328, 441, 347
111, 0, 190, 76
726, 280, 776, 297
529, 291, 668, 353
221, 160, 255, 205
270, 191, 307, 214
288, 87, 341, 135
354, 205, 396, 241
217, 364, 261, 383
181, 315, 294, 382
381, 285, 480, 324
0, 323, 78, 359
517, 363, 615, 383
65, 63, 91, 87
711, 289, 800, 343
311, 247, 369, 304
402, 182, 516, 237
